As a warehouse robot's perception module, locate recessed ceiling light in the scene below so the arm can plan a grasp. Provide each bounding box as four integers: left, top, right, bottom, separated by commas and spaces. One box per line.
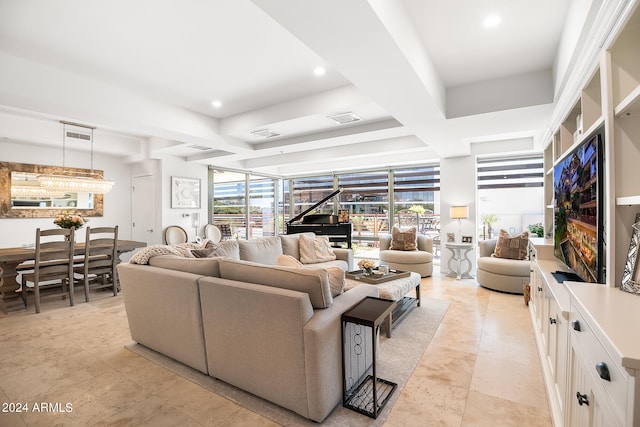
211, 100, 222, 108
483, 14, 501, 28
313, 67, 326, 76
251, 129, 281, 138
328, 112, 361, 124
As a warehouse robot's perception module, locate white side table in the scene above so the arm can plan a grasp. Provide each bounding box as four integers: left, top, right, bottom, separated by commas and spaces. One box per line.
445, 242, 474, 279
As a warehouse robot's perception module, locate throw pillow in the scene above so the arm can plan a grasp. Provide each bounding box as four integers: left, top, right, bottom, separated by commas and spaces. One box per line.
325, 266, 345, 297
191, 243, 228, 258
494, 229, 530, 260
299, 234, 337, 264
276, 254, 303, 268
390, 226, 417, 251
277, 254, 343, 297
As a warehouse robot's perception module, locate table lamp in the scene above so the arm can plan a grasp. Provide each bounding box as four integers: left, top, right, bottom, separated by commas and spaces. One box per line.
450, 205, 469, 242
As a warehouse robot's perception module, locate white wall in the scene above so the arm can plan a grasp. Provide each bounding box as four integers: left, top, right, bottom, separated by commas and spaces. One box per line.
158, 154, 209, 243
440, 156, 477, 275
0, 139, 132, 247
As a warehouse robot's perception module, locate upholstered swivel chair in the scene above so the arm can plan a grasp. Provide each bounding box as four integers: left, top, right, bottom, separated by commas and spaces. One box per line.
378, 234, 434, 277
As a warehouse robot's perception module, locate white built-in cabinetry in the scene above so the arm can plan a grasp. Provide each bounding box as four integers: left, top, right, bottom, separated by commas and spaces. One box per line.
530, 242, 640, 426
532, 3, 640, 425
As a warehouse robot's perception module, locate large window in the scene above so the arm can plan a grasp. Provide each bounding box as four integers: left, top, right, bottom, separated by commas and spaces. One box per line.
392, 166, 440, 237
338, 171, 389, 245
477, 155, 544, 239
211, 170, 279, 239
211, 165, 441, 255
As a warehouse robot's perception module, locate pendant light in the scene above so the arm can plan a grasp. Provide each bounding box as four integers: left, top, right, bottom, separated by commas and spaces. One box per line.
37, 121, 114, 194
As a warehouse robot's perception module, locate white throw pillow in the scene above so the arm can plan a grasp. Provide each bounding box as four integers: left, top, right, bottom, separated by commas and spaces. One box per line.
299, 234, 336, 264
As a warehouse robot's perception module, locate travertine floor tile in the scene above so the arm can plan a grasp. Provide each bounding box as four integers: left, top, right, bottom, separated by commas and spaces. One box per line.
0, 271, 550, 426
461, 391, 551, 427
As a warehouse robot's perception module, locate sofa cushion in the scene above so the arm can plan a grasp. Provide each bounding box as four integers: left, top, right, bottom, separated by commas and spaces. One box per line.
218, 240, 240, 260
218, 258, 333, 308
477, 256, 531, 277
494, 229, 529, 260
279, 233, 314, 259
299, 234, 336, 264
149, 255, 221, 277
238, 237, 282, 265
391, 226, 417, 251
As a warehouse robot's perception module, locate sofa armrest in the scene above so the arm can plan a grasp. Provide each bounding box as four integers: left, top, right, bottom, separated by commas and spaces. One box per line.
198, 276, 316, 419
117, 263, 208, 374
302, 284, 379, 421
332, 248, 353, 270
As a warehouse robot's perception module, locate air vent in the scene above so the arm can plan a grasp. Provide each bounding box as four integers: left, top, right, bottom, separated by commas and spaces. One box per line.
66, 131, 91, 141
328, 112, 361, 124
251, 129, 281, 138
187, 144, 211, 151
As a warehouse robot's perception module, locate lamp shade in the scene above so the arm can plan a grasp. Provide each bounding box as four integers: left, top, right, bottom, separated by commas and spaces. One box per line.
450, 205, 469, 219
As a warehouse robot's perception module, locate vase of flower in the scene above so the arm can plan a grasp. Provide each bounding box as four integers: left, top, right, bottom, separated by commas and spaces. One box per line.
358, 259, 376, 276
53, 212, 85, 230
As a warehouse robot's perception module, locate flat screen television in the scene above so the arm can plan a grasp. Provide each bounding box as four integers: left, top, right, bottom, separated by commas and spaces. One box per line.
553, 132, 604, 283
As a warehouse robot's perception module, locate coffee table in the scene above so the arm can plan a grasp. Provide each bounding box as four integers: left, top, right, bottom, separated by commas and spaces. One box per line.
344, 270, 421, 334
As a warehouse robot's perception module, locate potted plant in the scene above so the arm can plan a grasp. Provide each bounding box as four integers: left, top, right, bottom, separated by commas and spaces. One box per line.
527, 223, 544, 237
480, 213, 499, 239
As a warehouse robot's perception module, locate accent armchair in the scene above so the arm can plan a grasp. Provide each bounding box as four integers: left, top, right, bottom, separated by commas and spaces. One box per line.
378, 234, 434, 277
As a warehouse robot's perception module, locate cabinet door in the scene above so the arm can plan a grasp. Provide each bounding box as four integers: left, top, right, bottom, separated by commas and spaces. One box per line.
548, 296, 568, 418
567, 345, 593, 427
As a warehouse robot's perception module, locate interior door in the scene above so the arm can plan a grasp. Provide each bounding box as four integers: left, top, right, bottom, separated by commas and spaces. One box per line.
132, 174, 156, 244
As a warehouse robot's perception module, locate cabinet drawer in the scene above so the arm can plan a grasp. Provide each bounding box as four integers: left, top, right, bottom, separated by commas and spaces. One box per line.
570, 305, 629, 420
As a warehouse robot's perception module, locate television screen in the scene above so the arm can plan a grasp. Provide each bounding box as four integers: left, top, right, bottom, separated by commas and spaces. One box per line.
553, 133, 603, 283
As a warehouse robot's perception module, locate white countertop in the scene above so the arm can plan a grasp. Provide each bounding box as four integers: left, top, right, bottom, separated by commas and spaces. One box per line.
565, 282, 640, 373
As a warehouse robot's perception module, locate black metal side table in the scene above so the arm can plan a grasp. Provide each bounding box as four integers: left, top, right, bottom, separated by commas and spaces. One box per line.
341, 296, 398, 419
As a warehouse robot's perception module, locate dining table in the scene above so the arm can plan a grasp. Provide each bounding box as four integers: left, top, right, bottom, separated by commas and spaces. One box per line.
0, 239, 146, 313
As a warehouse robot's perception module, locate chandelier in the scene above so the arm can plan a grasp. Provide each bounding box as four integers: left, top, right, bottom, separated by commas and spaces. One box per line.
10, 185, 66, 199
37, 121, 114, 194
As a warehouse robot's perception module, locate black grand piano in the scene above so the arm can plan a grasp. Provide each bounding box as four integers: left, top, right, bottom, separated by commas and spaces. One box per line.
286, 188, 352, 248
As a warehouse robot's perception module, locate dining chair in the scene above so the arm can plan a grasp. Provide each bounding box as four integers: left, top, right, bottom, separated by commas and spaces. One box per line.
215, 223, 233, 241
163, 225, 189, 245
21, 227, 75, 314
203, 224, 222, 243
74, 226, 118, 302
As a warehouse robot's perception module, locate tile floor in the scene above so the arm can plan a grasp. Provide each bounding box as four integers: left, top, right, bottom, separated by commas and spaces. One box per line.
0, 271, 551, 426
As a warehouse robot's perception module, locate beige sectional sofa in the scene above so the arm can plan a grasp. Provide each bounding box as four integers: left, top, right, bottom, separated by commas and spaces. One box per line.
117, 233, 378, 422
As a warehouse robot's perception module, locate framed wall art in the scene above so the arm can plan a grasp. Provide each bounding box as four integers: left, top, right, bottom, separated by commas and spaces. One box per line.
171, 176, 201, 209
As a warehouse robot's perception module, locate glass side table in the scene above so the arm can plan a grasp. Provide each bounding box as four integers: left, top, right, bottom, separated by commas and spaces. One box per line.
341, 296, 398, 419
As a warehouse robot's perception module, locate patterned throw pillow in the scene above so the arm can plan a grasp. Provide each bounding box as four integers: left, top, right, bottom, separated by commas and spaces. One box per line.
494, 229, 530, 260
390, 226, 417, 251
191, 243, 228, 258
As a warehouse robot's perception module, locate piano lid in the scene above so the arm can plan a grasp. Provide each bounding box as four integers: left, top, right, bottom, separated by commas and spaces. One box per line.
287, 187, 343, 225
